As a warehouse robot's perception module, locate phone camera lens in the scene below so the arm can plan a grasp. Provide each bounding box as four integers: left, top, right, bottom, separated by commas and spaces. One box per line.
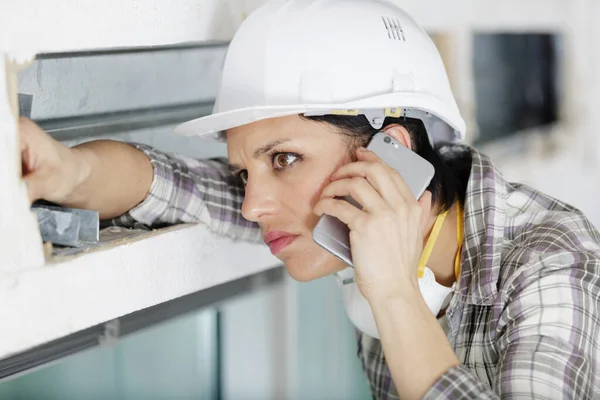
384, 137, 391, 144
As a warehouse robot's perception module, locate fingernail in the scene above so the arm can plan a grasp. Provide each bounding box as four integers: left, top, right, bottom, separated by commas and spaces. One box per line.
357, 147, 367, 152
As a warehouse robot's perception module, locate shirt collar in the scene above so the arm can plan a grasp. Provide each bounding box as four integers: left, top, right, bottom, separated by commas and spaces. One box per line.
451, 145, 508, 305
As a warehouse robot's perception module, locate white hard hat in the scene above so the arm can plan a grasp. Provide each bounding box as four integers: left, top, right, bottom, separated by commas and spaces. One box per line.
174, 0, 466, 144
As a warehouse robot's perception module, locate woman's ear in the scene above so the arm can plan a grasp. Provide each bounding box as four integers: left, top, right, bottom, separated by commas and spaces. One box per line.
382, 124, 412, 150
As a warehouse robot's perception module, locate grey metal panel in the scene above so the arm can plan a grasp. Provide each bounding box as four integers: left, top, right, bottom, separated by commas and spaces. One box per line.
18, 44, 229, 159
19, 45, 226, 119
36, 42, 228, 59
59, 123, 229, 160
35, 101, 214, 141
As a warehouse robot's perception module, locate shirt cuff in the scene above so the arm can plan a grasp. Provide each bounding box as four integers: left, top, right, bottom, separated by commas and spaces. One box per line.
126, 144, 175, 226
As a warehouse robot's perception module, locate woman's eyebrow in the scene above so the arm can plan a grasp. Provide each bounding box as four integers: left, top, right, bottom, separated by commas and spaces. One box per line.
228, 138, 294, 172
253, 138, 293, 158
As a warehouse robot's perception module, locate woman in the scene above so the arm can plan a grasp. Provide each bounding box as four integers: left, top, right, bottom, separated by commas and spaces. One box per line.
20, 0, 600, 398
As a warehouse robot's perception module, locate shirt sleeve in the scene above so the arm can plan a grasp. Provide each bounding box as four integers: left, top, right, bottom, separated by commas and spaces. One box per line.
103, 142, 262, 243
424, 255, 599, 400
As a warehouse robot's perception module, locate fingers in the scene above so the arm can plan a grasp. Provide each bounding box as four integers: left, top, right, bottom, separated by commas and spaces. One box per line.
320, 177, 386, 211
19, 126, 27, 152
330, 160, 402, 206
353, 148, 419, 204
332, 147, 420, 208
18, 118, 46, 202
19, 117, 39, 173
23, 173, 43, 203
21, 145, 35, 174
318, 147, 433, 233
314, 197, 365, 230
19, 118, 30, 171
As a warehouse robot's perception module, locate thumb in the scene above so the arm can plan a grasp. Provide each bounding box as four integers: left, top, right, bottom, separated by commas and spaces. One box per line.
23, 173, 45, 203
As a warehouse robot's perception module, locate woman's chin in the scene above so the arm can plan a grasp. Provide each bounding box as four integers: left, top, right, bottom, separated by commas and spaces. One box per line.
283, 250, 347, 282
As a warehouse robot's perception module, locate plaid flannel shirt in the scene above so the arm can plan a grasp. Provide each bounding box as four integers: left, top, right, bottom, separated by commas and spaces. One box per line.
110, 143, 600, 399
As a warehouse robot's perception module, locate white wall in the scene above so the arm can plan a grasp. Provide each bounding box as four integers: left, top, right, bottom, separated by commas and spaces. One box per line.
478, 0, 600, 228
396, 0, 600, 228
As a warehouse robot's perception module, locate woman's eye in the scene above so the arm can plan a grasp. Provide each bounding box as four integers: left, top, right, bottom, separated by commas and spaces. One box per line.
272, 153, 299, 169
236, 153, 300, 184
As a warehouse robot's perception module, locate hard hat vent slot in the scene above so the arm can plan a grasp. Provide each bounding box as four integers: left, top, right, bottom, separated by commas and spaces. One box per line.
381, 16, 405, 41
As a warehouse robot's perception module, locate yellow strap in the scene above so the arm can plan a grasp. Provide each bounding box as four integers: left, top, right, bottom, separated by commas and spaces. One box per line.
417, 209, 448, 278
417, 202, 465, 280
455, 202, 464, 280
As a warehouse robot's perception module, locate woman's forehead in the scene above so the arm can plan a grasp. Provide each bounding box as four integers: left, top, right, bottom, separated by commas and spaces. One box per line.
226, 115, 333, 148
226, 115, 348, 165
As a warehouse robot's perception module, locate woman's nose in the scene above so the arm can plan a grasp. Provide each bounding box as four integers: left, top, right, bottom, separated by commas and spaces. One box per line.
241, 179, 281, 222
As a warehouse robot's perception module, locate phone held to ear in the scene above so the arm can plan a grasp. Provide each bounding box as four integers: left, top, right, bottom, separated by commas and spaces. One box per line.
312, 131, 435, 267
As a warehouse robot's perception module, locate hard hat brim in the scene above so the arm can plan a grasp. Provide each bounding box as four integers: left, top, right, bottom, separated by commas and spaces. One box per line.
173, 92, 466, 144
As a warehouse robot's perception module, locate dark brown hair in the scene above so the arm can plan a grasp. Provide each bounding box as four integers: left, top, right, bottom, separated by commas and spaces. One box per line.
302, 115, 471, 212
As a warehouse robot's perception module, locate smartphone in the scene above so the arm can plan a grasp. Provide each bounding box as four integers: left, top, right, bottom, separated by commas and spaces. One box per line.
312, 131, 435, 266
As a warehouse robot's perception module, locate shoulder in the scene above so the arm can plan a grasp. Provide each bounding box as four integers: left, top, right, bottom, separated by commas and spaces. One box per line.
504, 182, 600, 254
496, 183, 600, 308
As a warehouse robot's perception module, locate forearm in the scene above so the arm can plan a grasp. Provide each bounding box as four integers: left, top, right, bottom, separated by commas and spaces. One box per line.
99, 143, 262, 242
65, 140, 153, 220
21, 120, 256, 238
370, 287, 459, 400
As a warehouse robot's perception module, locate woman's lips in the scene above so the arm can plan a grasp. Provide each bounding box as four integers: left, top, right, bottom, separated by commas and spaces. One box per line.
263, 231, 299, 255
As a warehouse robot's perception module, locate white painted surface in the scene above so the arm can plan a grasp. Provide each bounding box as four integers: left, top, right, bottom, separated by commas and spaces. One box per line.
0, 0, 249, 52
1, 0, 573, 53
235, 0, 572, 31
395, 0, 571, 31
0, 223, 279, 360
0, 56, 45, 272
482, 129, 597, 225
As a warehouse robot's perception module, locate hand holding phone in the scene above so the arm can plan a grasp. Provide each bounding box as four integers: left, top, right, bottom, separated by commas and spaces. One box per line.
312, 132, 435, 266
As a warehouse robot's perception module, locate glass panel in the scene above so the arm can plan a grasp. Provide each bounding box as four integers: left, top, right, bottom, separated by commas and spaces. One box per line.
296, 277, 371, 400
0, 309, 218, 400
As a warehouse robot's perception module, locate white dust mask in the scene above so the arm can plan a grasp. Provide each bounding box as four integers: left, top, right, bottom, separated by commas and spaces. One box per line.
337, 206, 463, 339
